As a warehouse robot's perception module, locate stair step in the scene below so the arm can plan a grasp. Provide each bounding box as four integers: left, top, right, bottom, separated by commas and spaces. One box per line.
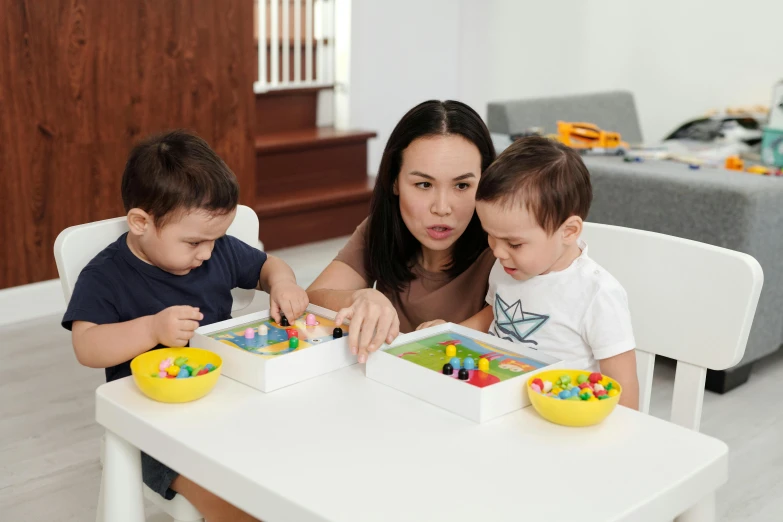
255, 128, 376, 153
255, 86, 333, 135
255, 178, 374, 249
255, 127, 374, 199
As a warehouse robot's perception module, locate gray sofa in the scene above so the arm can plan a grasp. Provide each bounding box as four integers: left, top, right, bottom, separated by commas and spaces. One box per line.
488, 91, 783, 392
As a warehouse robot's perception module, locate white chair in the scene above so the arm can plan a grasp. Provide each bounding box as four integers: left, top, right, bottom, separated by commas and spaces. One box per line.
54, 205, 261, 522
582, 223, 763, 522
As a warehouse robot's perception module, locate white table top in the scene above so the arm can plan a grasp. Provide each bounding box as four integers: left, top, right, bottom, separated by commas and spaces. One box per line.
96, 365, 727, 522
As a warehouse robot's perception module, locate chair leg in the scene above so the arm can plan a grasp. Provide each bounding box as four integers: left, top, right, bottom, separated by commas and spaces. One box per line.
675, 492, 716, 522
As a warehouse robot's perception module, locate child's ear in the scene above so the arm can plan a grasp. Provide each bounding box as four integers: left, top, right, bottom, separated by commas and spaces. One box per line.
127, 208, 151, 236
561, 215, 583, 244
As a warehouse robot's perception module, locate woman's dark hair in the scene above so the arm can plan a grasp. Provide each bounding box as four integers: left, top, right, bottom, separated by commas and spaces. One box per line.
366, 100, 496, 294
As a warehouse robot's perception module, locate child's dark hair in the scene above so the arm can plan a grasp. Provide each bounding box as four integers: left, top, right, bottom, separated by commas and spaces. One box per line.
367, 100, 496, 294
476, 136, 592, 235
121, 130, 239, 226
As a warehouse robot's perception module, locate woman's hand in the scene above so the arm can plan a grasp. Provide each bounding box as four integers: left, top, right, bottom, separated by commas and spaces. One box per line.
334, 289, 400, 363
416, 319, 446, 331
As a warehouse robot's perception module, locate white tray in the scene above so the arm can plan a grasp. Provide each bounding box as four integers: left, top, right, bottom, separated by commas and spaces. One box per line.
366, 322, 572, 422
192, 304, 355, 392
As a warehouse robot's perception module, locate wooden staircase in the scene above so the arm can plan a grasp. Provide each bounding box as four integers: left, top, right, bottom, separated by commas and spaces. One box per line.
253, 1, 375, 249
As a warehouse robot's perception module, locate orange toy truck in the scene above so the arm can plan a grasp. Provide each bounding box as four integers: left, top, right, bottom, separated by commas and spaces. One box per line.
554, 121, 629, 155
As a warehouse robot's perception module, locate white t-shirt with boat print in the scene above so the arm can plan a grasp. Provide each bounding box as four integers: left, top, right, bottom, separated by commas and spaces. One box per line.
485, 239, 635, 370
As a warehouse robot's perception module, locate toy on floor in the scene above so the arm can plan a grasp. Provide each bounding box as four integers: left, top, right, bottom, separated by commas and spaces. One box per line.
153, 355, 217, 379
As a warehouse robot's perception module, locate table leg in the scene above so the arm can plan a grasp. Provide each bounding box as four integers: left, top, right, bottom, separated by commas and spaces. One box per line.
675, 492, 716, 522
97, 430, 146, 522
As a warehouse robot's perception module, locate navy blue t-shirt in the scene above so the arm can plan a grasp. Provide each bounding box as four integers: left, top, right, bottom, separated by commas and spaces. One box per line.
62, 233, 267, 382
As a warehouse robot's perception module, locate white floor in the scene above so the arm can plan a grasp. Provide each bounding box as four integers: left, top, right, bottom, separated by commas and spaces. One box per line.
1, 235, 781, 521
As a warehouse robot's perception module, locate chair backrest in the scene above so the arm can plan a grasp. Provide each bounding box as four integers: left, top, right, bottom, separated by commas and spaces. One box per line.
581, 222, 763, 431
54, 205, 260, 313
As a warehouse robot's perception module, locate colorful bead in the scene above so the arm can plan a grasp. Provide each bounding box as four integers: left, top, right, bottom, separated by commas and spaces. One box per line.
166, 365, 180, 377
543, 381, 553, 393
205, 363, 216, 371
174, 357, 188, 367
530, 383, 541, 393
158, 371, 167, 378
594, 384, 605, 392
197, 368, 209, 376
552, 386, 563, 395
558, 390, 571, 400
176, 368, 190, 378
589, 372, 603, 384
577, 374, 588, 384
608, 389, 619, 397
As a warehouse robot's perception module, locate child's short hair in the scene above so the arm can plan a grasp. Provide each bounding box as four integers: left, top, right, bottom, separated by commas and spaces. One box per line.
121, 130, 239, 226
476, 136, 592, 234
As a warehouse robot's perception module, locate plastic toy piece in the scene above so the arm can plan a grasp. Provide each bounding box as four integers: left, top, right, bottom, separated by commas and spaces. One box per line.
553, 121, 629, 155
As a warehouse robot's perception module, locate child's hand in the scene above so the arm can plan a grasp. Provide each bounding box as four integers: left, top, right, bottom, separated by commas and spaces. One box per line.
152, 306, 204, 347
270, 281, 309, 324
416, 319, 446, 331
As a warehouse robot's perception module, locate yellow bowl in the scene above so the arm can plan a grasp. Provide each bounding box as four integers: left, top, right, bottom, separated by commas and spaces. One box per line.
527, 369, 621, 427
130, 348, 222, 403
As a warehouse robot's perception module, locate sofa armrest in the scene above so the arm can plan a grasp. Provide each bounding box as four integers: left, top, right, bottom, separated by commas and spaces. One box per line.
586, 157, 783, 364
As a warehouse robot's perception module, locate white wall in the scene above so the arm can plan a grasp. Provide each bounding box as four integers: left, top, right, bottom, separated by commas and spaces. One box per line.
348, 0, 462, 173
465, 0, 782, 143
349, 0, 781, 170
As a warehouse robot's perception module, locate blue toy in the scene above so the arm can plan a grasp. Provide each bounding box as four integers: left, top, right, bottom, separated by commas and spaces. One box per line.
463, 357, 476, 370
449, 357, 461, 369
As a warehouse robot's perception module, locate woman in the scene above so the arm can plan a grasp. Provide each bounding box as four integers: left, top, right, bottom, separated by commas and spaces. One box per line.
307, 100, 496, 362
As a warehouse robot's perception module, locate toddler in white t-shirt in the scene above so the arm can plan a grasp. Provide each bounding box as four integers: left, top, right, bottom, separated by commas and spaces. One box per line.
418, 136, 639, 409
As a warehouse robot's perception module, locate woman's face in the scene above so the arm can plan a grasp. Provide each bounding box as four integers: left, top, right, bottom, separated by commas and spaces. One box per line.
394, 135, 482, 257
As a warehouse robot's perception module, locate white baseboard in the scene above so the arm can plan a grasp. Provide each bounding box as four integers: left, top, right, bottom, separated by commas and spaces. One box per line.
0, 279, 66, 327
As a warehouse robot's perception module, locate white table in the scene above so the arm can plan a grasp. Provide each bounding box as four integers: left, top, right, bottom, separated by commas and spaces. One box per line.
96, 365, 726, 522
